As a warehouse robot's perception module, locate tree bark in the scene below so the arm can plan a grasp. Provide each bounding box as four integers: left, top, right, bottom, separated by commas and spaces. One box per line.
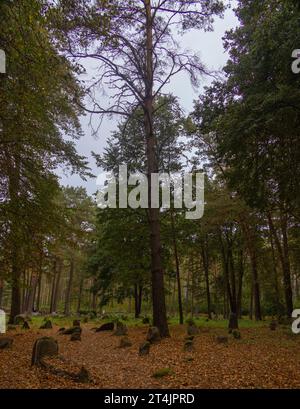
64, 258, 74, 316
26, 272, 38, 315
267, 211, 293, 316
77, 277, 84, 313
52, 259, 62, 313
50, 259, 57, 314
144, 0, 169, 337
241, 220, 262, 320
170, 210, 183, 324
236, 249, 244, 319
201, 238, 212, 320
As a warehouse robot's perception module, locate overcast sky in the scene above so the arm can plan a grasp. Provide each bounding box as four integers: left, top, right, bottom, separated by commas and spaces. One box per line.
58, 4, 239, 196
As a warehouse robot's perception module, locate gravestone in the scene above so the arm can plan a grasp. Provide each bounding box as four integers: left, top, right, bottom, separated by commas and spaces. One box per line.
70, 332, 81, 341
96, 322, 114, 332
40, 320, 52, 329
22, 321, 30, 330
62, 326, 82, 335
146, 327, 161, 343
31, 337, 58, 366
139, 341, 150, 356
0, 338, 13, 349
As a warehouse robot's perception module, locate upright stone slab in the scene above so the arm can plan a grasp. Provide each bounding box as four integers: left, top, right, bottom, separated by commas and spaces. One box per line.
31, 337, 58, 366
40, 320, 52, 329
146, 327, 161, 344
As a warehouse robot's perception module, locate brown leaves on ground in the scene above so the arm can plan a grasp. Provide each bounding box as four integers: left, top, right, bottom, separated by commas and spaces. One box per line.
0, 324, 300, 389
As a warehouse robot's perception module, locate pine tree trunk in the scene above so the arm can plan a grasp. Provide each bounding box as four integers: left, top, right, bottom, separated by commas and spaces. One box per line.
237, 250, 244, 319
50, 259, 57, 314
64, 259, 74, 316
267, 212, 293, 316
201, 240, 212, 320
170, 210, 183, 324
26, 272, 38, 315
144, 0, 169, 338
52, 259, 62, 313
35, 271, 42, 312
77, 277, 84, 313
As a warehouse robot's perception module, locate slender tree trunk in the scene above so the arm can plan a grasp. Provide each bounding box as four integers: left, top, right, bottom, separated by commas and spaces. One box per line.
50, 259, 57, 314
241, 221, 262, 320
219, 231, 238, 330
170, 210, 183, 324
26, 272, 38, 315
64, 258, 74, 316
144, 0, 169, 337
237, 250, 244, 319
138, 285, 143, 316
134, 284, 139, 318
201, 239, 212, 320
134, 284, 143, 318
52, 259, 62, 313
77, 277, 84, 313
249, 282, 253, 320
8, 152, 22, 323
267, 211, 293, 316
268, 219, 281, 318
35, 271, 42, 312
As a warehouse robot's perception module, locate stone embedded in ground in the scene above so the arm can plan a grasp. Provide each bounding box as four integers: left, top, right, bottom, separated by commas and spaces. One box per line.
22, 321, 30, 330
183, 357, 194, 362
139, 341, 150, 356
73, 320, 81, 327
269, 321, 277, 331
119, 337, 132, 348
62, 326, 82, 335
0, 338, 13, 349
146, 326, 161, 344
70, 332, 81, 341
232, 330, 241, 339
216, 336, 228, 344
187, 324, 200, 336
77, 367, 91, 384
95, 322, 114, 332
114, 321, 128, 336
40, 320, 52, 329
183, 340, 194, 352
31, 337, 58, 366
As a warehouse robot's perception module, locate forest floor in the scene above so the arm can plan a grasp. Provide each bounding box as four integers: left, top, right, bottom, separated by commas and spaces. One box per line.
0, 318, 300, 389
